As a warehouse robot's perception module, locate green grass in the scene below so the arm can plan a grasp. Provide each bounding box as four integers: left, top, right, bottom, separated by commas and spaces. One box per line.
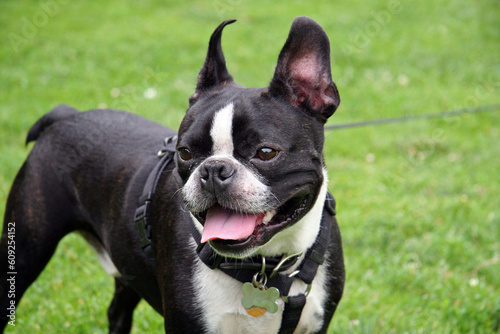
1, 0, 499, 333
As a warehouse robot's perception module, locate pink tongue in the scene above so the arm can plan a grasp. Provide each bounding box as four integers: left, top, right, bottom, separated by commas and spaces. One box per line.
201, 205, 264, 243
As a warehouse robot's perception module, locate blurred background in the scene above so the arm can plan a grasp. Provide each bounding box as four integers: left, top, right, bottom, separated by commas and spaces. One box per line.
1, 0, 499, 332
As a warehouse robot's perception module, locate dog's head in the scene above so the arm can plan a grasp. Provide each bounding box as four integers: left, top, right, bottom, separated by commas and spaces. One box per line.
174, 17, 340, 258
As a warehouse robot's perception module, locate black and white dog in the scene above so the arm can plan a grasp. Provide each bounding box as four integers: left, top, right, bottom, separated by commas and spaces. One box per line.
1, 17, 344, 333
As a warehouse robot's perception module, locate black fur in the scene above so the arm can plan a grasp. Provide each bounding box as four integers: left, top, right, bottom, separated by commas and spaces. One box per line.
1, 17, 344, 333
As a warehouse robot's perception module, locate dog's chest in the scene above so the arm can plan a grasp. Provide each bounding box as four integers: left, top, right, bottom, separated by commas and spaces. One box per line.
191, 243, 328, 334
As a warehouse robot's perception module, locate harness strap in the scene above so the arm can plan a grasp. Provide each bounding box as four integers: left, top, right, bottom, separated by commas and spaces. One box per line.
277, 192, 336, 334
278, 294, 308, 334
134, 135, 177, 258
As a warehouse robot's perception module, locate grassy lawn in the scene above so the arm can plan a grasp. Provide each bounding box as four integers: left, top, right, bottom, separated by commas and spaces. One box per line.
1, 0, 499, 333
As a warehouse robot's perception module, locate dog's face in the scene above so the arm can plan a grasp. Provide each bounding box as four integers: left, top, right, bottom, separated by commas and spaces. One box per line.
175, 17, 340, 258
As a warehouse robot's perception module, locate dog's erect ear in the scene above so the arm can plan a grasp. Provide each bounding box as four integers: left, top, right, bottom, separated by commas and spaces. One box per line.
190, 19, 236, 104
269, 17, 340, 122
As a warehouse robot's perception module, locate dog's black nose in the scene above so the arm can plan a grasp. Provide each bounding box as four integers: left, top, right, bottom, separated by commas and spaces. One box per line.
200, 160, 235, 191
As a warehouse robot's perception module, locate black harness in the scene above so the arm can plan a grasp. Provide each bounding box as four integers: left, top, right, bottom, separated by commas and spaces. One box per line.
134, 136, 337, 334
134, 135, 178, 261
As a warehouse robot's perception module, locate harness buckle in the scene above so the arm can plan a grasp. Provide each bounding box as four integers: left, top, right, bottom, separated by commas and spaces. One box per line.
157, 135, 178, 157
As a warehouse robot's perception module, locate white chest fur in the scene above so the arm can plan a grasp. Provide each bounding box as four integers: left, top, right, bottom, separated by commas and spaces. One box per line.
192, 240, 329, 334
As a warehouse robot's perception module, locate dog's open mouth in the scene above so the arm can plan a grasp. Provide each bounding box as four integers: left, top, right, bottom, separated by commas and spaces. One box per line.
192, 194, 311, 251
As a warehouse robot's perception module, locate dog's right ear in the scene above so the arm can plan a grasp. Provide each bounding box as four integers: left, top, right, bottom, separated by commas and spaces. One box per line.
189, 19, 236, 105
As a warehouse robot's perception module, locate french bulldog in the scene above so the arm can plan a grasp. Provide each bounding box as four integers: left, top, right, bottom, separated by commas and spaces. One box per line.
1, 16, 344, 333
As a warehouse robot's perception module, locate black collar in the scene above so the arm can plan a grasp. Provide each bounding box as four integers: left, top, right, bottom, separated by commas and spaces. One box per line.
134, 136, 337, 334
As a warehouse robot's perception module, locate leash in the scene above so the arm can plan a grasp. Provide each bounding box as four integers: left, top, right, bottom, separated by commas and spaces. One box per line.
325, 103, 500, 131
134, 136, 337, 333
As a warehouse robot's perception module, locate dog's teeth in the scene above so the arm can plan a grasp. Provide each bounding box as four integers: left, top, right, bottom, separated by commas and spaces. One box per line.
262, 210, 277, 224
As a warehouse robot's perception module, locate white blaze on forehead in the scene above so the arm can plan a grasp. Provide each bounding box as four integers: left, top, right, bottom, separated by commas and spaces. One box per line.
210, 103, 234, 155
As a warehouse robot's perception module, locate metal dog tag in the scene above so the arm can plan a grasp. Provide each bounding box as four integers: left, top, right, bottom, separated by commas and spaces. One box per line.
241, 281, 280, 317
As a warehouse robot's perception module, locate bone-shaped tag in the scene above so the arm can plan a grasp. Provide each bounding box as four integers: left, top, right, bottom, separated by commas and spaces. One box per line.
241, 282, 280, 317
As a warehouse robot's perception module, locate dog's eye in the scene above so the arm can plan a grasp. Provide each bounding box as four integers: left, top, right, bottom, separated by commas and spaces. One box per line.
256, 147, 278, 161
178, 147, 193, 161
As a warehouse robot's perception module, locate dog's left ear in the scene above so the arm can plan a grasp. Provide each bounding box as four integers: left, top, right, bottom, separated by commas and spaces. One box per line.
269, 17, 340, 122
190, 19, 236, 105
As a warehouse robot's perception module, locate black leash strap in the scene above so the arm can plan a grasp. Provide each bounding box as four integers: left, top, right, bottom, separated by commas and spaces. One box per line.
134, 135, 177, 259
325, 104, 500, 131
